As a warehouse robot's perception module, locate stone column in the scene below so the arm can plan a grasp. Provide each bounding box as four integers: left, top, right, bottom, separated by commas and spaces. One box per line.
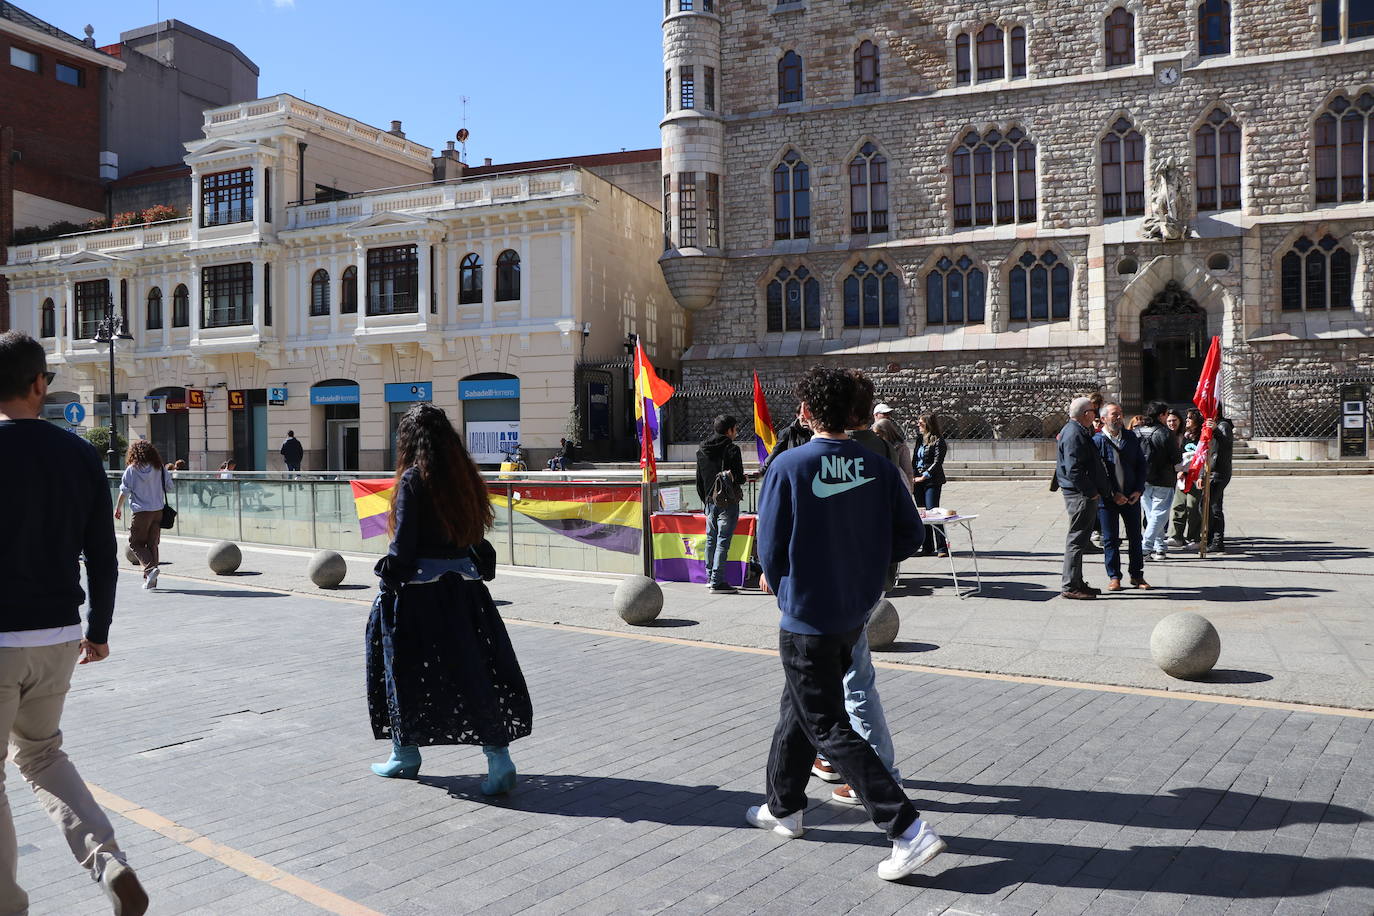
984, 257, 1005, 333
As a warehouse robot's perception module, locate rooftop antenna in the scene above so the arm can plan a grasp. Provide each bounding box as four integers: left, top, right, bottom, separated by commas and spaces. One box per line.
456, 96, 470, 161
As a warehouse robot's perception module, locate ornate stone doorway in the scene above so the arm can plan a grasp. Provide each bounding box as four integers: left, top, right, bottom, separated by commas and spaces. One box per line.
1140, 281, 1206, 406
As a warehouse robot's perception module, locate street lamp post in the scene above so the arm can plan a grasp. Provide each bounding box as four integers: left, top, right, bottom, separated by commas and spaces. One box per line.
94, 295, 133, 472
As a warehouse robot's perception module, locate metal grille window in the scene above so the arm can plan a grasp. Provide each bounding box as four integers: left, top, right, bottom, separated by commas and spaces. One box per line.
925, 255, 986, 325
705, 173, 721, 248
778, 51, 803, 103
146, 288, 163, 330
773, 151, 810, 240
680, 65, 695, 109
75, 279, 108, 339
341, 267, 357, 314
201, 263, 253, 328
953, 127, 1036, 227
1324, 0, 1374, 41
40, 298, 55, 338
1315, 92, 1374, 203
849, 142, 889, 234
1198, 0, 1231, 56
663, 176, 673, 250
843, 261, 900, 328
854, 40, 879, 95
172, 285, 189, 327
366, 245, 418, 315
766, 267, 821, 332
496, 249, 521, 302
678, 173, 698, 247
1281, 235, 1353, 312
310, 269, 330, 316
460, 253, 483, 304
1195, 108, 1241, 212
1101, 118, 1146, 217
1009, 251, 1071, 323
200, 168, 254, 227
1105, 7, 1135, 66
704, 66, 716, 111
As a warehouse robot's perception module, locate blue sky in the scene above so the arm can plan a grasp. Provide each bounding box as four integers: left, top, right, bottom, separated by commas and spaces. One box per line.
27, 0, 663, 164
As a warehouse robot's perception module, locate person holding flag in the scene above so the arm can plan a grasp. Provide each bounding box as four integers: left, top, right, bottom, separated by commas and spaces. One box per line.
1188, 336, 1232, 555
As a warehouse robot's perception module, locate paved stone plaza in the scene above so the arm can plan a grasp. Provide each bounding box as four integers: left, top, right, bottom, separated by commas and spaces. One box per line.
13, 477, 1374, 914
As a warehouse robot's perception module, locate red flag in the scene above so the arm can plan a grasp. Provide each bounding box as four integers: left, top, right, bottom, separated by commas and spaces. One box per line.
1194, 336, 1222, 420
1183, 425, 1213, 492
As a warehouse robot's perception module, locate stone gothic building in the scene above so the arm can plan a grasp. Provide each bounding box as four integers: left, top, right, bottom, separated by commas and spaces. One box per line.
658, 0, 1374, 457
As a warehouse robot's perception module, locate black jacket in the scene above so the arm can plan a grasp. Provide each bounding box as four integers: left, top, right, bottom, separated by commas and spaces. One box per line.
695, 435, 744, 504
1136, 420, 1179, 488
762, 419, 813, 474
1210, 417, 1234, 480
1055, 420, 1112, 498
914, 436, 948, 487
1094, 428, 1147, 496
280, 436, 304, 466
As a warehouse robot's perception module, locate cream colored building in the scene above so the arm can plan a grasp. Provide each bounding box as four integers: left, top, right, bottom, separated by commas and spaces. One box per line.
3, 94, 681, 470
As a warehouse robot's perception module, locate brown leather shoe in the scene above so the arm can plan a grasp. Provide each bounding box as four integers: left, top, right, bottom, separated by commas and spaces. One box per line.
830, 784, 863, 806
1061, 588, 1097, 600
1132, 579, 1152, 589
811, 756, 841, 783
1107, 578, 1123, 591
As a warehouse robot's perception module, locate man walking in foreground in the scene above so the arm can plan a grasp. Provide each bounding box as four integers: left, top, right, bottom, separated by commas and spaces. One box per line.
750, 366, 945, 881
1057, 396, 1114, 600
0, 331, 149, 916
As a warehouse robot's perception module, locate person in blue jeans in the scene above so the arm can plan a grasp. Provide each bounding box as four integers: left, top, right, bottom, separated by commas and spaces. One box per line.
695, 415, 745, 593
912, 414, 949, 556
1093, 402, 1151, 591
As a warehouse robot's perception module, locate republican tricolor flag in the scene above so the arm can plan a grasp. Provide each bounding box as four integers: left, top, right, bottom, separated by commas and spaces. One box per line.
633, 339, 674, 483
1184, 336, 1223, 492
752, 373, 776, 465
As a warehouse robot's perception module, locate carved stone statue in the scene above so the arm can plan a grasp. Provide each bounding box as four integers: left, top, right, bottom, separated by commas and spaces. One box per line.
1141, 155, 1190, 242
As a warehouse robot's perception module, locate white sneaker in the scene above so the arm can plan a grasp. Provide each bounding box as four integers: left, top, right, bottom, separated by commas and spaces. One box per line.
746, 803, 804, 839
145, 567, 159, 590
877, 818, 947, 881
1150, 550, 1167, 561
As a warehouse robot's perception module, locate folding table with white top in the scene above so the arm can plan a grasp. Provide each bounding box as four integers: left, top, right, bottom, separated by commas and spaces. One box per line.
917, 512, 982, 598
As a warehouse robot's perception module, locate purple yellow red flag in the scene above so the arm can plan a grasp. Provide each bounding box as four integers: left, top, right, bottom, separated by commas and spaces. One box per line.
752, 373, 776, 465
350, 478, 396, 540
634, 340, 674, 483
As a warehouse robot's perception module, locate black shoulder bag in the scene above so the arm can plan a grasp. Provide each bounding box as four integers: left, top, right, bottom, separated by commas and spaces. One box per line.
160, 471, 178, 530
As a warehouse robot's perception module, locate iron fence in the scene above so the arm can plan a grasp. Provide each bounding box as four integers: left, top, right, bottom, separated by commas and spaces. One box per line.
1251, 370, 1374, 438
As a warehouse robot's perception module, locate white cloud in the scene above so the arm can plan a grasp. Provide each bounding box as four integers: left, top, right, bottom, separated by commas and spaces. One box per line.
272, 0, 295, 7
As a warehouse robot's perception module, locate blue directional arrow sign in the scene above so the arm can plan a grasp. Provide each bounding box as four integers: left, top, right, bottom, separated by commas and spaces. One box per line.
64, 402, 86, 425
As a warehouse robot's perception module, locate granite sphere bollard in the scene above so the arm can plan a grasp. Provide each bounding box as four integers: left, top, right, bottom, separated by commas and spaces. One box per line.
1150, 612, 1221, 679
308, 550, 348, 588
207, 540, 242, 575
867, 599, 901, 650
614, 575, 663, 625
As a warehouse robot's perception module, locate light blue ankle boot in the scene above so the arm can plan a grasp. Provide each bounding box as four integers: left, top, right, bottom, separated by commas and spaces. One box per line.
371, 741, 421, 779
480, 745, 517, 796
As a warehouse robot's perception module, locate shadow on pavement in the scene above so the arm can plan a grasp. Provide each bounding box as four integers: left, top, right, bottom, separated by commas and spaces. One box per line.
641, 618, 699, 628
1218, 537, 1374, 565
1170, 584, 1333, 602
155, 588, 286, 599
1199, 669, 1274, 684
877, 641, 939, 654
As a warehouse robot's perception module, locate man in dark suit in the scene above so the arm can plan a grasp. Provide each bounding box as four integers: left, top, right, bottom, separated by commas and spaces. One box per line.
1055, 397, 1113, 600
1093, 402, 1149, 591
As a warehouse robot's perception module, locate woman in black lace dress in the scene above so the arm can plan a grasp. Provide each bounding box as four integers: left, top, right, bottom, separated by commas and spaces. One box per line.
365, 403, 532, 794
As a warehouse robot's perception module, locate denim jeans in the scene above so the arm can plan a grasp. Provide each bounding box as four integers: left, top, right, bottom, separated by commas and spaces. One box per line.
1098, 499, 1144, 581
1141, 484, 1174, 554
704, 500, 740, 586
913, 482, 947, 553
841, 623, 900, 782
766, 628, 919, 840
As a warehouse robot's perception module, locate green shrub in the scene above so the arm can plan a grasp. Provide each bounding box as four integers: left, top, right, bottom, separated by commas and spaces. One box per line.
82, 426, 128, 460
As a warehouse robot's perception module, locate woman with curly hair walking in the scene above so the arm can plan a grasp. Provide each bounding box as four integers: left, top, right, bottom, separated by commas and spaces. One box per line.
365, 403, 532, 795
113, 440, 172, 590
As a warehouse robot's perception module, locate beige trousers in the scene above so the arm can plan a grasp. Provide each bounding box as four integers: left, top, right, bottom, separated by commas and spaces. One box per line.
128, 511, 162, 577
0, 642, 125, 916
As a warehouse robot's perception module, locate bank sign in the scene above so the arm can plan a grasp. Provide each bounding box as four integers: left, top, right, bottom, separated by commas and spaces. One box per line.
459, 379, 520, 401
310, 385, 360, 406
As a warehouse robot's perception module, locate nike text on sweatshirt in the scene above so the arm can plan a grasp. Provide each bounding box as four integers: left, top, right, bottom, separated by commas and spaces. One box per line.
756, 437, 923, 635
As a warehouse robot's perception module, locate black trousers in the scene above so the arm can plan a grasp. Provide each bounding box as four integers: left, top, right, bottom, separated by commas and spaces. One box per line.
1208, 475, 1229, 543
765, 628, 919, 840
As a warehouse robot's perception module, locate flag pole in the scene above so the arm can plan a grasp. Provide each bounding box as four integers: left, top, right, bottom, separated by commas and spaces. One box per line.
1198, 470, 1212, 559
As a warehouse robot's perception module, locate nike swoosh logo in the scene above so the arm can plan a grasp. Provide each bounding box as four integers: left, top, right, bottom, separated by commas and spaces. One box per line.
811, 474, 876, 498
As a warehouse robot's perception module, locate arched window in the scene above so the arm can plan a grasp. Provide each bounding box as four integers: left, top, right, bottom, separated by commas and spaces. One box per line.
977, 24, 1005, 80
849, 142, 888, 235
460, 253, 483, 304
1105, 7, 1135, 67
1010, 26, 1026, 78
1198, 0, 1230, 56
309, 269, 330, 316
955, 34, 971, 85
778, 51, 803, 104
338, 266, 357, 314
1195, 108, 1241, 212
952, 127, 1037, 227
1315, 92, 1374, 204
1009, 250, 1071, 323
925, 256, 986, 326
145, 287, 163, 330
773, 151, 811, 240
1324, 0, 1374, 42
766, 266, 820, 332
40, 298, 55, 338
171, 284, 189, 327
1101, 118, 1146, 217
843, 261, 900, 328
854, 40, 879, 95
1281, 235, 1353, 312
496, 250, 521, 301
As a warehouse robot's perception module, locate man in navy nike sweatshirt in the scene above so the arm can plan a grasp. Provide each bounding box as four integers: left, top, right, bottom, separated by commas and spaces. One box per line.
747, 366, 946, 881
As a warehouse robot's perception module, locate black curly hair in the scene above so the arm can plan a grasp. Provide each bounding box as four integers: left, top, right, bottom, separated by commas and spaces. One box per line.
389, 402, 493, 546
795, 366, 873, 434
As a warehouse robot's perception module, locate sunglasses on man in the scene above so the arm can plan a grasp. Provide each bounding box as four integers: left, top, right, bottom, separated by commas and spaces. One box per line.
39, 371, 55, 385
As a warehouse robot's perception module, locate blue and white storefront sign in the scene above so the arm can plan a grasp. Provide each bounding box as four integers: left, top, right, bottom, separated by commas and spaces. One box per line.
459, 379, 520, 401
385, 382, 433, 403
64, 402, 86, 425
268, 386, 288, 406
310, 385, 361, 406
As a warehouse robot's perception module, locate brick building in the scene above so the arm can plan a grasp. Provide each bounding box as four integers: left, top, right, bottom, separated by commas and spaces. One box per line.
658, 0, 1374, 458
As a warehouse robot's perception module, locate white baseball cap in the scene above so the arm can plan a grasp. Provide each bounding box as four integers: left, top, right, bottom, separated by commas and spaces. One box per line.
873, 403, 895, 414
